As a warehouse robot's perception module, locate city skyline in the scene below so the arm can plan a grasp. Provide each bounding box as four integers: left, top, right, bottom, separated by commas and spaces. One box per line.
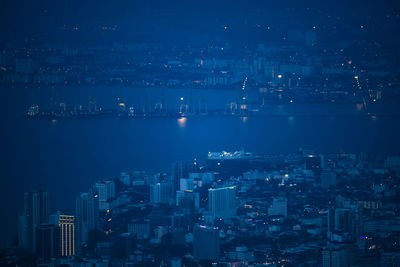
1, 1, 400, 266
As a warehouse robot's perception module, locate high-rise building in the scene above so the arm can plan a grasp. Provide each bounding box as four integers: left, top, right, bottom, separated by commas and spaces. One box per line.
75, 193, 88, 252
59, 215, 75, 257
193, 224, 220, 262
268, 197, 288, 217
93, 180, 115, 211
18, 191, 49, 251
150, 182, 174, 205
75, 188, 99, 254
173, 162, 189, 193
327, 206, 363, 242
36, 224, 60, 261
18, 215, 29, 250
94, 180, 115, 202
51, 213, 75, 257
208, 186, 236, 219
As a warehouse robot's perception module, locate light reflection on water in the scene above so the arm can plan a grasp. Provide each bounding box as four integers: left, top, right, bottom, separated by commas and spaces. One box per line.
177, 117, 187, 128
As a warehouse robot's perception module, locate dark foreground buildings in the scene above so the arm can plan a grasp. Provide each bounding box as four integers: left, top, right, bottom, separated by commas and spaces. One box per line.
4, 150, 400, 266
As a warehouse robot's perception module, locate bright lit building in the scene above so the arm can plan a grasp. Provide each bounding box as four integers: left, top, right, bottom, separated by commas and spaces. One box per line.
59, 215, 75, 257
50, 213, 75, 257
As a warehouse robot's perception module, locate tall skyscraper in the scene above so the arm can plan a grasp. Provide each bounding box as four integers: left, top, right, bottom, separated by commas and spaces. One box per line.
208, 186, 236, 219
173, 162, 189, 193
75, 188, 99, 254
36, 224, 60, 261
193, 224, 220, 262
50, 213, 75, 257
18, 191, 49, 251
59, 215, 75, 257
75, 193, 88, 254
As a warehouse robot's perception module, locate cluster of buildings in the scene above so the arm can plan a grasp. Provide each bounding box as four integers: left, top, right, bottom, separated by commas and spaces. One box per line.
4, 149, 399, 266
1, 11, 399, 105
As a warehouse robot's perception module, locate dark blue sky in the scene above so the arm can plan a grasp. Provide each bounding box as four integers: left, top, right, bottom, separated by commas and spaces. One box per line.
1, 0, 400, 37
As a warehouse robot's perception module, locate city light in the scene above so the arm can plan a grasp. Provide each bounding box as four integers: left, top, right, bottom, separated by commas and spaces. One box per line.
4, 2, 400, 266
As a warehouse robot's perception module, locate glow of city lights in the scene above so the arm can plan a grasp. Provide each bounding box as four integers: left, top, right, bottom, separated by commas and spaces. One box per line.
177, 117, 187, 128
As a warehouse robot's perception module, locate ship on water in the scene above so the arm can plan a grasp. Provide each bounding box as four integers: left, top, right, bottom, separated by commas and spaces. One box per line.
204, 150, 293, 177
207, 150, 254, 161
25, 104, 106, 120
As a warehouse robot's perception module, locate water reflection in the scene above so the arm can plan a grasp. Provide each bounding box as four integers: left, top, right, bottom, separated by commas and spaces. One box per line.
240, 116, 248, 123
177, 117, 187, 128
